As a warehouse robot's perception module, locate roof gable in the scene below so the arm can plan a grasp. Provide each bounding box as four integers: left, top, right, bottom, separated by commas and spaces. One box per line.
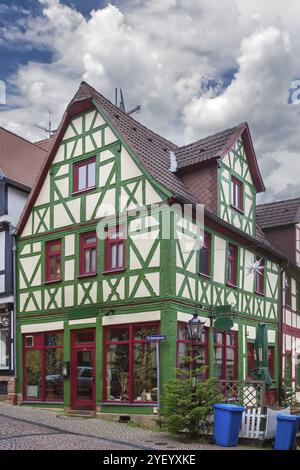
175, 123, 265, 193
18, 82, 200, 234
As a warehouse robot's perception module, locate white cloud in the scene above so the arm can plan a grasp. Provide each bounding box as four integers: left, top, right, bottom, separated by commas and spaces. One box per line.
0, 0, 299, 201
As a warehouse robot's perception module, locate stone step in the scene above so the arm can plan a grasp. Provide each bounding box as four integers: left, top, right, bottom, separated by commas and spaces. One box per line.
66, 410, 96, 418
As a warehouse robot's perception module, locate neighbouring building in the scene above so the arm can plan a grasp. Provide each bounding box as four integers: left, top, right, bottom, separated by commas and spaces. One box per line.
0, 127, 46, 401
15, 82, 295, 415
257, 198, 300, 401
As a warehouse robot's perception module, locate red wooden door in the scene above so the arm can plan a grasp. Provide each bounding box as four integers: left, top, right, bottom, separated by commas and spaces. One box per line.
71, 329, 96, 410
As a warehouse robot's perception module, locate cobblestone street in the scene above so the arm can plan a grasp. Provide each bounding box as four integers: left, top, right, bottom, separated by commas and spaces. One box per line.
0, 403, 253, 450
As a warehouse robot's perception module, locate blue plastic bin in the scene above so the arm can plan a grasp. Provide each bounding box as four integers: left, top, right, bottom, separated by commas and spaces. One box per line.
274, 414, 300, 450
213, 403, 245, 447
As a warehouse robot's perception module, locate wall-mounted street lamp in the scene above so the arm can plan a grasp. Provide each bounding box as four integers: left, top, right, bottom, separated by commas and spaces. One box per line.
186, 308, 206, 391
187, 312, 206, 342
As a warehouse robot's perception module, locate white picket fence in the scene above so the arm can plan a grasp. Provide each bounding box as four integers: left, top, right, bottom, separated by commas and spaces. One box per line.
239, 406, 291, 440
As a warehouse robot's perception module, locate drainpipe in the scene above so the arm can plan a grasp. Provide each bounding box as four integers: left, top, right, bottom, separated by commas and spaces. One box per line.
9, 225, 17, 396
278, 265, 285, 406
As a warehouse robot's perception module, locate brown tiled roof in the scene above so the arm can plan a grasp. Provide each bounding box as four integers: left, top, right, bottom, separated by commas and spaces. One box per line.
69, 82, 200, 204
175, 124, 245, 169
35, 137, 54, 152
0, 127, 47, 188
257, 198, 300, 229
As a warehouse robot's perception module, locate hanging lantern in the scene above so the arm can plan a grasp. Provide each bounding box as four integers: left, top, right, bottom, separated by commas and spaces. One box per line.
187, 313, 206, 341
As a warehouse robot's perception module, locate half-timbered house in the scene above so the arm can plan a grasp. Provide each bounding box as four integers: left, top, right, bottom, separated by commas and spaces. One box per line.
257, 198, 300, 401
0, 127, 46, 401
15, 82, 290, 415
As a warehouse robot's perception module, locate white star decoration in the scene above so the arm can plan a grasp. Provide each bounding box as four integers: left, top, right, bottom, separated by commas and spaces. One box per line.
245, 258, 264, 276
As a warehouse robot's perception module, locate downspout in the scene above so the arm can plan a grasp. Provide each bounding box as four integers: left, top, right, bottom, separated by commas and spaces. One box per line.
10, 225, 17, 387
278, 264, 285, 406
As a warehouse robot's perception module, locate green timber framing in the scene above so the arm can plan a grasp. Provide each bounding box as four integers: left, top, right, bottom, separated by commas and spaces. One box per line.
15, 82, 289, 414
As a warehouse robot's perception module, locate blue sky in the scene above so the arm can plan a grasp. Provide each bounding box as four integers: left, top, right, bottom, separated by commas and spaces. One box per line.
0, 0, 299, 201
0, 1, 108, 82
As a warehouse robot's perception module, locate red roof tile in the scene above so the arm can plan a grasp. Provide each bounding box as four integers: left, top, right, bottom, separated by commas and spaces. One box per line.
0, 127, 47, 188
257, 198, 300, 229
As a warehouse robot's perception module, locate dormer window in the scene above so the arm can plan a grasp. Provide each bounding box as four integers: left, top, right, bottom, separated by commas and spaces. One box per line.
231, 176, 244, 212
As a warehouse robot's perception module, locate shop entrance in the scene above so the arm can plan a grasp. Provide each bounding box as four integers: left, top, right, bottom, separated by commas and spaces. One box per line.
71, 329, 96, 410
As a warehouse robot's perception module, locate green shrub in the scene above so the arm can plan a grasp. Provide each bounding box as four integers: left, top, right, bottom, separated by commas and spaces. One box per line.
160, 365, 225, 437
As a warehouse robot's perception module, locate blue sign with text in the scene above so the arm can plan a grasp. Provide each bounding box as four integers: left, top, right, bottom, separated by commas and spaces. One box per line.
145, 335, 166, 342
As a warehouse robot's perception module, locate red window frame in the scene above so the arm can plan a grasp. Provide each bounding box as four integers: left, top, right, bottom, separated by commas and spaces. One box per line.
214, 331, 238, 380
199, 232, 211, 277
285, 275, 292, 307
79, 232, 98, 276
255, 257, 265, 295
176, 322, 209, 378
227, 243, 238, 287
103, 322, 160, 404
104, 225, 126, 273
22, 331, 64, 402
45, 239, 62, 283
231, 176, 244, 212
73, 156, 96, 194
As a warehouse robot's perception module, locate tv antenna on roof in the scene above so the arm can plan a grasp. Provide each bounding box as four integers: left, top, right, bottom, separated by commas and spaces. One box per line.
115, 88, 141, 116
35, 110, 57, 139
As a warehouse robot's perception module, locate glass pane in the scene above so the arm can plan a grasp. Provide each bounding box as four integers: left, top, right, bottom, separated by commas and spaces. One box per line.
87, 162, 96, 187
195, 345, 207, 379
107, 327, 129, 342
45, 333, 63, 347
200, 248, 209, 274
0, 327, 9, 369
134, 343, 157, 402
49, 255, 61, 279
178, 325, 187, 341
177, 342, 190, 369
111, 244, 117, 269
90, 248, 96, 273
214, 332, 223, 345
26, 350, 42, 399
78, 165, 87, 191
117, 242, 124, 268
84, 236, 96, 246
133, 325, 158, 340
106, 344, 129, 401
226, 333, 235, 346
45, 349, 64, 400
50, 243, 61, 253
76, 351, 93, 400
214, 347, 223, 379
84, 249, 90, 273
75, 331, 95, 343
226, 348, 235, 380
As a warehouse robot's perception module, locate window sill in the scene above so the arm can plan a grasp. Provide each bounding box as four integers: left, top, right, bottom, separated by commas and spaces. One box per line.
226, 282, 238, 289
103, 268, 126, 275
101, 402, 158, 406
44, 279, 62, 285
77, 273, 97, 280
71, 187, 96, 196
255, 290, 265, 297
23, 400, 64, 404
231, 204, 244, 215
199, 272, 212, 280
